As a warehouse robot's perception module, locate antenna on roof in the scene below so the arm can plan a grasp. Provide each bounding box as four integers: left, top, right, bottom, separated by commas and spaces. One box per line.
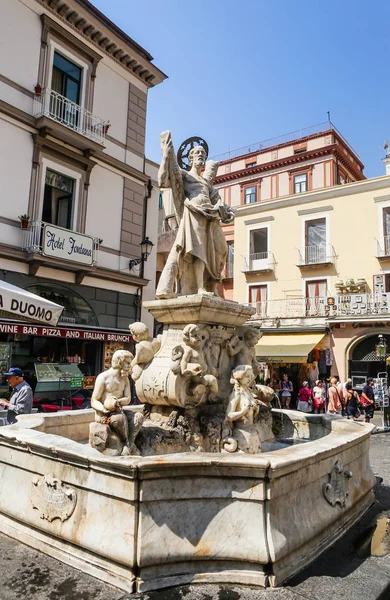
327, 111, 331, 123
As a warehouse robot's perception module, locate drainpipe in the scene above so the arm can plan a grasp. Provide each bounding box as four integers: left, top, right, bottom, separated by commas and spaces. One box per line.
140, 178, 153, 280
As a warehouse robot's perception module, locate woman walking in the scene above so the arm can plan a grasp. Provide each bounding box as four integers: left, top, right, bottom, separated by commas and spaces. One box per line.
297, 381, 312, 413
312, 380, 326, 414
344, 382, 360, 420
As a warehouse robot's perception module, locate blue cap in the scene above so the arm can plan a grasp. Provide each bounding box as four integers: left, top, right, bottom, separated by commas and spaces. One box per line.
3, 367, 24, 378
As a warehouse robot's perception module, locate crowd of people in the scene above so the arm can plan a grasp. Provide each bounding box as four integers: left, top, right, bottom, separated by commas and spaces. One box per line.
266, 374, 376, 423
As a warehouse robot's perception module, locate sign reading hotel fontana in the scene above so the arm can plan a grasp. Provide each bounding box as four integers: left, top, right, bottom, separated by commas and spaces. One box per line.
43, 224, 94, 266
0, 323, 132, 343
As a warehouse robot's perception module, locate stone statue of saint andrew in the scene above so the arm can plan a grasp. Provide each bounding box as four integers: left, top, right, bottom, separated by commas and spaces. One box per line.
156, 131, 234, 299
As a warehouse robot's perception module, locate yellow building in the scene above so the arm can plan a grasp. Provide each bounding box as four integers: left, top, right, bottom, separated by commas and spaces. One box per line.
232, 172, 390, 390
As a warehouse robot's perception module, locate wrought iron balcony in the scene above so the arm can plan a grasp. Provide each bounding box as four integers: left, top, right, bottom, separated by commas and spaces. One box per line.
33, 88, 107, 146
242, 251, 275, 273
246, 292, 390, 321
247, 297, 326, 320
296, 243, 335, 267
376, 236, 390, 259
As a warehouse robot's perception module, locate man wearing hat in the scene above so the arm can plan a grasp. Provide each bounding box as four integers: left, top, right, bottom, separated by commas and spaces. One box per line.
0, 368, 33, 424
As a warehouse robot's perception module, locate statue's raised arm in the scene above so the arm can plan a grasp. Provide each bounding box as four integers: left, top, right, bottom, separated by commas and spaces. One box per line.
158, 131, 184, 224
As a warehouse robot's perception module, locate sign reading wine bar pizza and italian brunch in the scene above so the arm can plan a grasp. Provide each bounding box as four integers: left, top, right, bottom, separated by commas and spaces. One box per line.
42, 224, 94, 266
0, 322, 133, 343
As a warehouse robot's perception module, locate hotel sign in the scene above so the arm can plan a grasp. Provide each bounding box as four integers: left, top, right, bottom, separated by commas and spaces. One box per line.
42, 224, 94, 266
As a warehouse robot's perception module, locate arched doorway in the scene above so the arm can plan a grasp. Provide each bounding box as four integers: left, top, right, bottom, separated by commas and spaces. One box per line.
349, 333, 390, 386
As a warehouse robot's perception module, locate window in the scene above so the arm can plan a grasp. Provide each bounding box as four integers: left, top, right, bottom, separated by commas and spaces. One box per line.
225, 242, 234, 278
245, 186, 256, 204
294, 144, 307, 154
159, 192, 163, 209
52, 52, 82, 104
249, 285, 268, 317
42, 169, 75, 229
50, 52, 82, 128
250, 228, 268, 255
246, 162, 256, 168
383, 208, 390, 255
305, 280, 327, 316
294, 173, 307, 194
305, 218, 326, 263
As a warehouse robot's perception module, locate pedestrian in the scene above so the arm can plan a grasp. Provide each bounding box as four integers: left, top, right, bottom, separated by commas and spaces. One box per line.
297, 381, 312, 413
328, 376, 343, 415
280, 374, 293, 409
343, 377, 353, 395
344, 383, 360, 420
0, 367, 33, 424
360, 377, 375, 423
312, 380, 326, 414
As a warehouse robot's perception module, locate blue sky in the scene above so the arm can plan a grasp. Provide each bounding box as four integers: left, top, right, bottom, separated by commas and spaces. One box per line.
91, 0, 388, 178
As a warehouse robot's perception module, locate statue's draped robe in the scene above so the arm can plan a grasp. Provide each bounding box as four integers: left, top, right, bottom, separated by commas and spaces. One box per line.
157, 147, 228, 297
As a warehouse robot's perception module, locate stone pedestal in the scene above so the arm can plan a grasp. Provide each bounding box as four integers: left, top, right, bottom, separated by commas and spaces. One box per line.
135, 295, 255, 409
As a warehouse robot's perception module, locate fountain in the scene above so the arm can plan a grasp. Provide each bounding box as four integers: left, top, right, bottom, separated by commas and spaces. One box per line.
0, 132, 376, 594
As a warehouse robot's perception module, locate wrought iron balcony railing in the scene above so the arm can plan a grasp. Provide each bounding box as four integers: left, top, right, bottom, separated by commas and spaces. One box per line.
296, 243, 335, 266
33, 88, 107, 145
242, 251, 275, 273
376, 236, 390, 258
247, 297, 326, 320
222, 260, 234, 279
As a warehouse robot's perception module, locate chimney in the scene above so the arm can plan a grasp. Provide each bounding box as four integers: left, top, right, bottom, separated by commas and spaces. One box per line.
382, 141, 390, 175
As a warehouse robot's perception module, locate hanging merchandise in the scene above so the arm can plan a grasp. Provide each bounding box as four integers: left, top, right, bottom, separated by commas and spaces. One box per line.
325, 347, 333, 366
374, 375, 389, 408
318, 350, 327, 374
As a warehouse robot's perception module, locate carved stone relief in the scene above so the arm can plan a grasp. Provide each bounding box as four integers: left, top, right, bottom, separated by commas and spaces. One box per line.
31, 474, 77, 522
322, 460, 353, 507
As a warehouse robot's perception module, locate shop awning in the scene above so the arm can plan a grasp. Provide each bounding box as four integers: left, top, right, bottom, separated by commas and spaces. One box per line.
255, 332, 327, 363
0, 281, 63, 326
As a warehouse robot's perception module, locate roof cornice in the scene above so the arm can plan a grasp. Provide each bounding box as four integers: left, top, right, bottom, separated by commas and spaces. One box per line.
34, 0, 167, 87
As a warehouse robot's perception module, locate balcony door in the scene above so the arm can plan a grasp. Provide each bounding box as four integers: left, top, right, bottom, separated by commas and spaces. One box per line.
306, 279, 327, 316
42, 169, 75, 230
249, 285, 268, 317
250, 228, 268, 270
305, 218, 326, 263
383, 208, 390, 255
50, 52, 82, 127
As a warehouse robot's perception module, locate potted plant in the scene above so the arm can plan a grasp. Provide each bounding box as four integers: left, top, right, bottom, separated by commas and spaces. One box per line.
103, 122, 111, 135
34, 84, 42, 96
18, 214, 30, 230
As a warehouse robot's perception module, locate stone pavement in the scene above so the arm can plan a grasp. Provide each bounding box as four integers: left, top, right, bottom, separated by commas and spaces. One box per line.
1, 434, 390, 600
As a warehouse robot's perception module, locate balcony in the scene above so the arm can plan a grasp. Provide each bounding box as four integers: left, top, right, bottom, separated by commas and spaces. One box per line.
247, 297, 326, 320
242, 251, 275, 273
376, 236, 390, 259
33, 88, 107, 150
296, 243, 335, 267
246, 293, 390, 323
22, 220, 99, 274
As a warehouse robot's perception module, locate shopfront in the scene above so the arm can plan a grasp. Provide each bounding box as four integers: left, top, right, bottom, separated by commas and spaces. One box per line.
256, 331, 331, 405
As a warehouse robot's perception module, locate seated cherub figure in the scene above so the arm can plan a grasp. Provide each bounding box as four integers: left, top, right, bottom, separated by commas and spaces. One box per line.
227, 327, 262, 375
180, 324, 218, 400
129, 321, 161, 381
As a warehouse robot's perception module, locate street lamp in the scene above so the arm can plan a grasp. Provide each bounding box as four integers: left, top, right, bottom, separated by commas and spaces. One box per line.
129, 237, 154, 273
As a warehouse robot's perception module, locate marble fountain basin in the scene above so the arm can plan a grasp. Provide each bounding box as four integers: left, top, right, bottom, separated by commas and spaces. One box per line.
0, 408, 375, 593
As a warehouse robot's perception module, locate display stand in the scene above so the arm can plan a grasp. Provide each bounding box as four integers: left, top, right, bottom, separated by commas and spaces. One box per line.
34, 363, 84, 406
374, 372, 389, 429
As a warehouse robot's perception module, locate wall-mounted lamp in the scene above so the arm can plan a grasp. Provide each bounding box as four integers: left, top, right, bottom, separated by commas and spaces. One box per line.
129, 236, 154, 272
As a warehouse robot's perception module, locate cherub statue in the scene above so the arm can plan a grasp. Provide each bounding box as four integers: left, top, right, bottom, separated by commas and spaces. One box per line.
227, 327, 262, 375
180, 324, 218, 401
129, 321, 161, 381
90, 350, 142, 456
222, 364, 262, 454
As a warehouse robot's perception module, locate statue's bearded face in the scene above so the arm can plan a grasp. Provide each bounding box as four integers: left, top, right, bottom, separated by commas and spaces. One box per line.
189, 146, 206, 168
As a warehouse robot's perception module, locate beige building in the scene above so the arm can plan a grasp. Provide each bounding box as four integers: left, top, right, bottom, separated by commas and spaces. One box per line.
232, 168, 390, 391
0, 0, 166, 381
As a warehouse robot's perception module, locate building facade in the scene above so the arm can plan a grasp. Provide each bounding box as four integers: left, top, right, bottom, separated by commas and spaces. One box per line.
233, 167, 390, 395
0, 0, 166, 386
214, 122, 365, 301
